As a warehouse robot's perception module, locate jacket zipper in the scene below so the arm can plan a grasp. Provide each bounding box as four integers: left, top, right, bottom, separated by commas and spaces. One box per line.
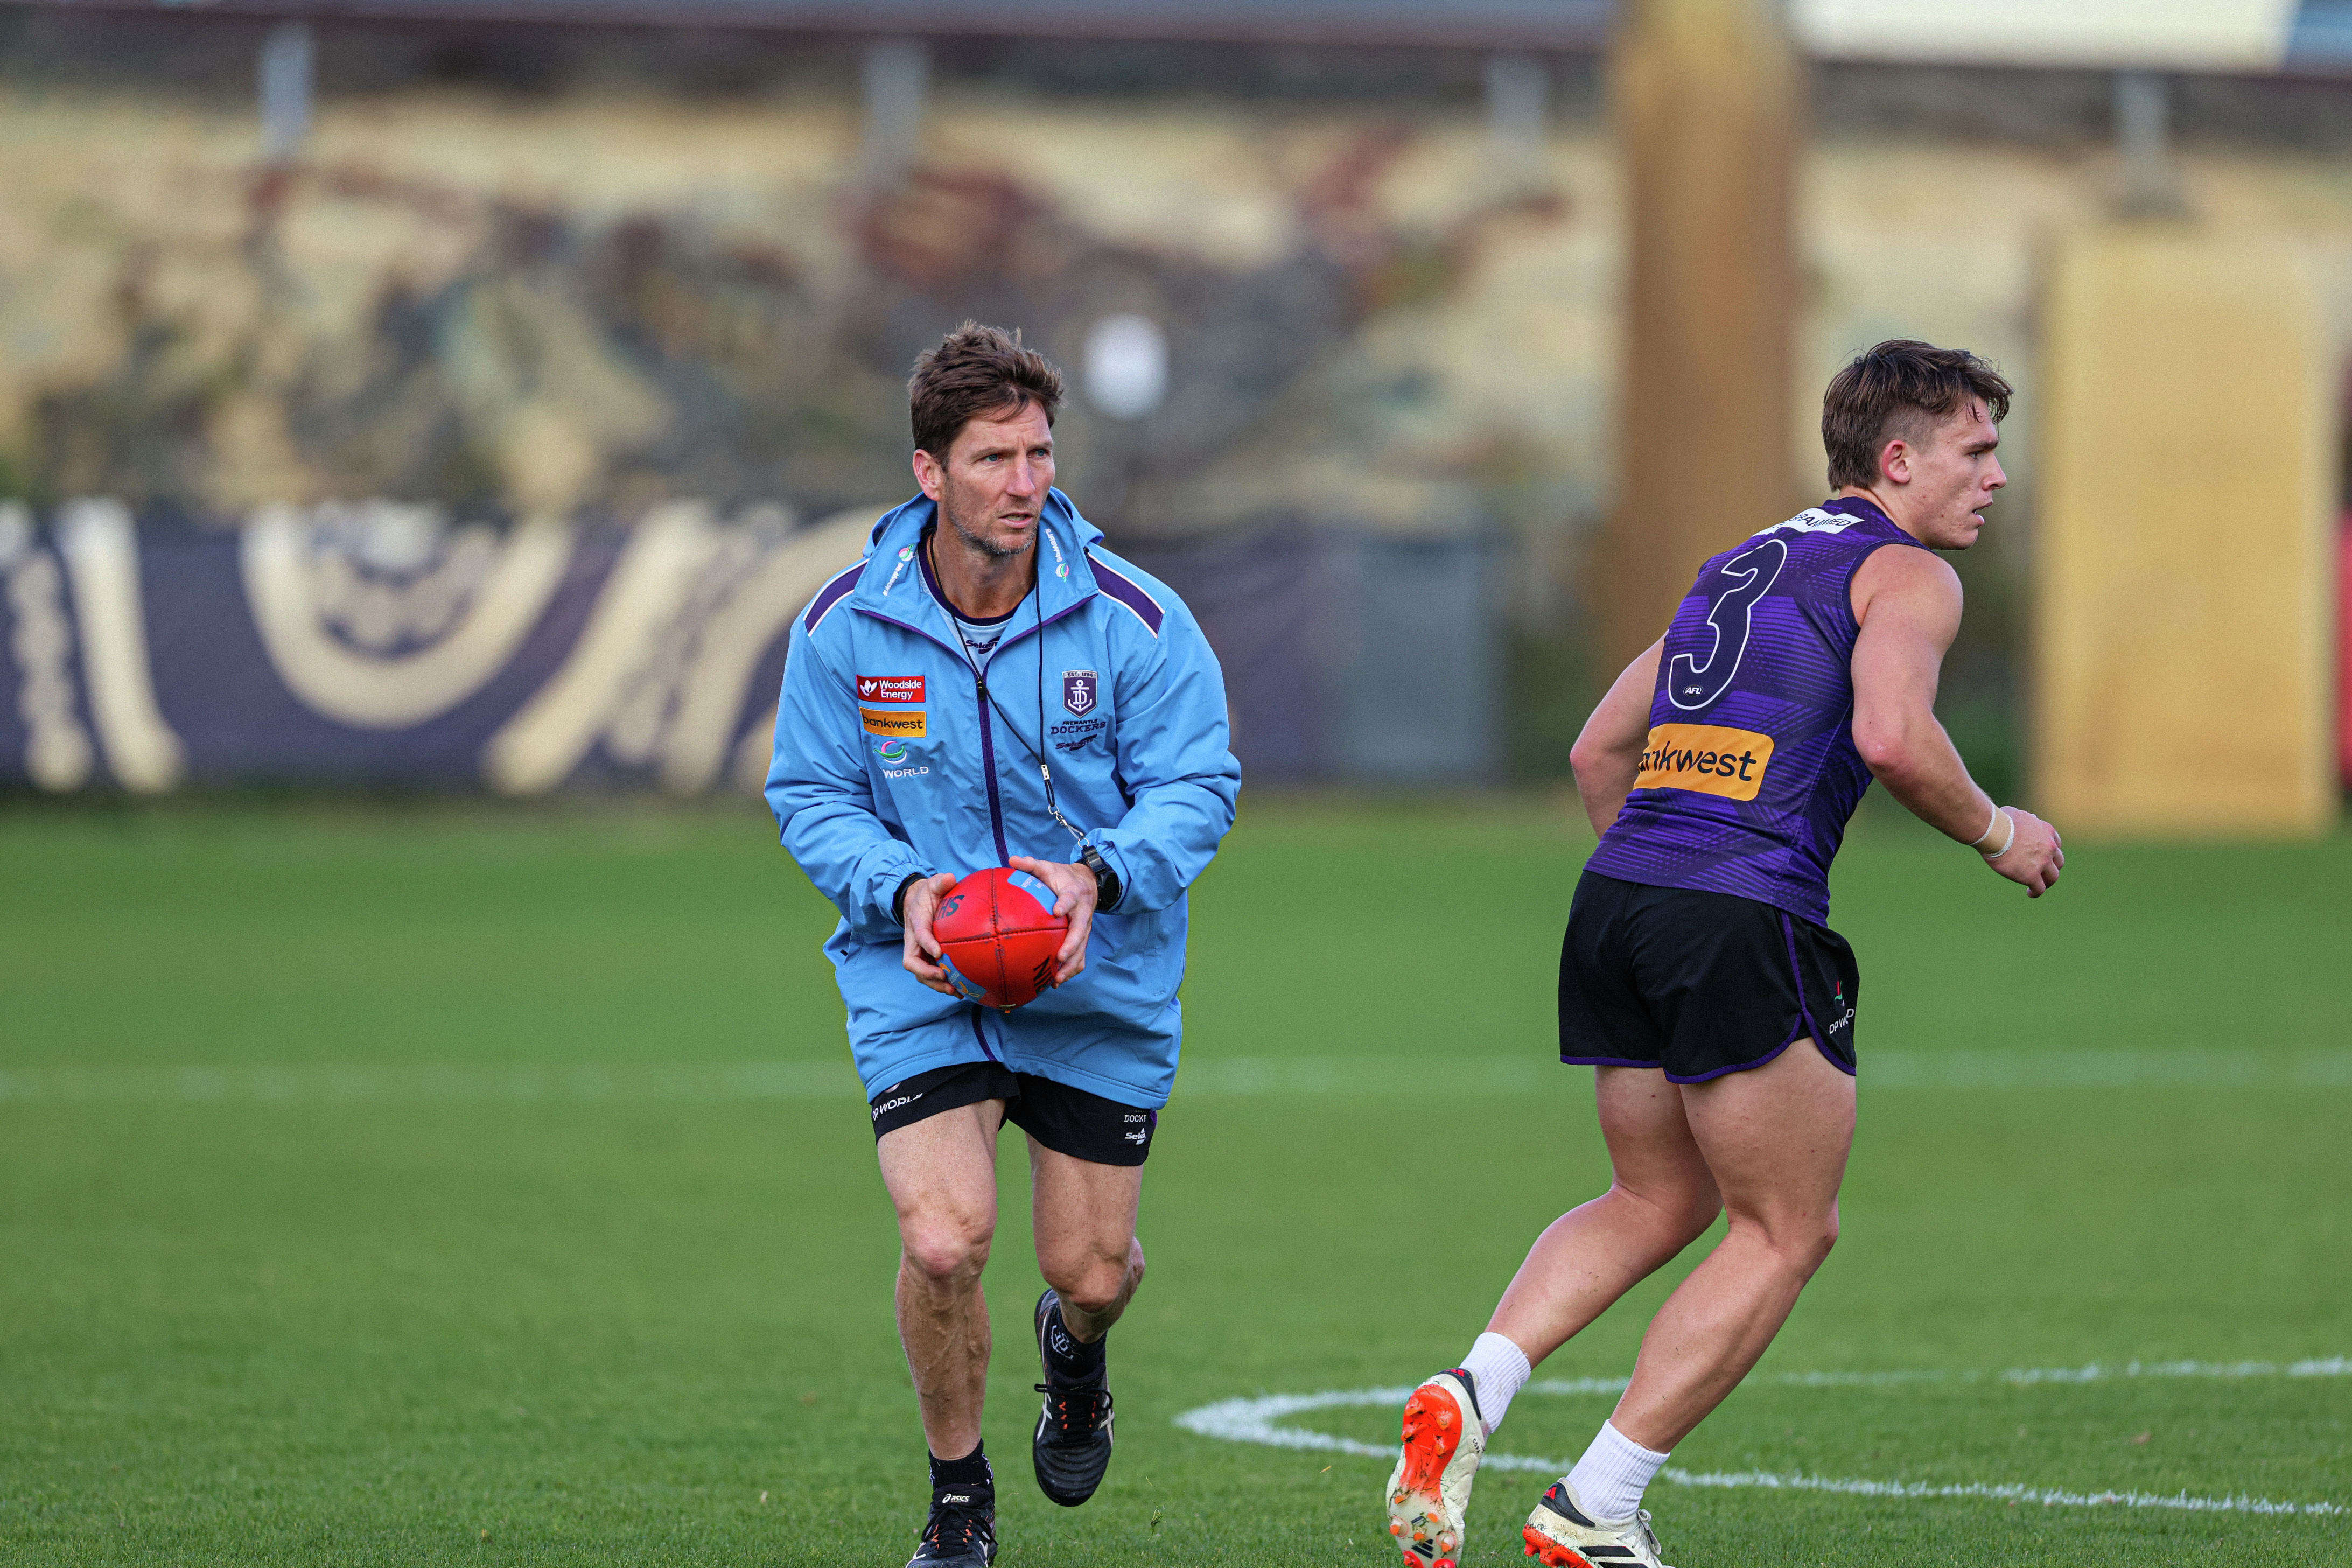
974, 670, 1009, 865
972, 599, 1096, 869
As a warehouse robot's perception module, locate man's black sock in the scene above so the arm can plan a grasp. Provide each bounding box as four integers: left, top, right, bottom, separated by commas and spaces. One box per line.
1043, 1300, 1107, 1382
929, 1443, 992, 1497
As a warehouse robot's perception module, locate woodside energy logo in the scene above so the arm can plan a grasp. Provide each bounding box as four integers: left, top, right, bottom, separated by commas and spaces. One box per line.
1634, 723, 1774, 801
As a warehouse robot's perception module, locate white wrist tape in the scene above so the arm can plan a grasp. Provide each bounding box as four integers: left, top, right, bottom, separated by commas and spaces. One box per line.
1970, 801, 2002, 849
1980, 808, 2017, 860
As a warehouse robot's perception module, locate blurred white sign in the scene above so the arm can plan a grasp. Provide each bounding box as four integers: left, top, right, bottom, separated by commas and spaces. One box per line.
1794, 0, 2298, 70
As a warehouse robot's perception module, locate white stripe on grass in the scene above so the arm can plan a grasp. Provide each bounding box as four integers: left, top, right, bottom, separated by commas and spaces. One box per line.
0, 1061, 852, 1103
1661, 1469, 2342, 1516
3, 1050, 2349, 1103
1173, 1360, 2349, 1518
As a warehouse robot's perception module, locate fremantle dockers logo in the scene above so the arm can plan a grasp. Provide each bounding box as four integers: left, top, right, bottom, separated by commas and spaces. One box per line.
1063, 670, 1098, 716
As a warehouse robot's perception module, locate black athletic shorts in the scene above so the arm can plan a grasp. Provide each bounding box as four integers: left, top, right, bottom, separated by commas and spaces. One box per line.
1558, 871, 1859, 1083
868, 1061, 1159, 1166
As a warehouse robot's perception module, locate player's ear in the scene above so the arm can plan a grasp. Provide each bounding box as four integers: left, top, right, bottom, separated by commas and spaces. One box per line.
913, 448, 945, 500
1878, 438, 1911, 486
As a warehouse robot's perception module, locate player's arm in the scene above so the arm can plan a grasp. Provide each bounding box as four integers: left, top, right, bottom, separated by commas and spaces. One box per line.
764, 619, 943, 951
1084, 600, 1242, 927
1569, 639, 1663, 838
1849, 545, 2063, 896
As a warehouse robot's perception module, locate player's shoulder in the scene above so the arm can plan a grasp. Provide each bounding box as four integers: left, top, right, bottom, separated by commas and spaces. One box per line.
1851, 538, 1961, 625
1853, 537, 1958, 590
1083, 545, 1192, 641
799, 556, 870, 640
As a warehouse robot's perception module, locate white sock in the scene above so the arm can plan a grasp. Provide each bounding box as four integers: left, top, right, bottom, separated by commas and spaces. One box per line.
1456, 1332, 1531, 1436
1565, 1420, 1671, 1522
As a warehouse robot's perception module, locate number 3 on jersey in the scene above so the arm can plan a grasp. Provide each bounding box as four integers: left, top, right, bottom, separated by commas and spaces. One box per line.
1667, 537, 1787, 711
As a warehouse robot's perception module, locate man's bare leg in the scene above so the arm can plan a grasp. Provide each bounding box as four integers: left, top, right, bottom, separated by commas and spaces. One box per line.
1028, 1140, 1145, 1343
1608, 1040, 1856, 1450
1487, 1067, 1724, 1366
1387, 1066, 1719, 1565
1021, 1139, 1143, 1508
877, 1101, 1006, 1460
1511, 1043, 1852, 1564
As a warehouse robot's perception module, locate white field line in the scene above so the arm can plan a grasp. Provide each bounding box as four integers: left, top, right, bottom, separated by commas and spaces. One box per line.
1185, 1050, 2352, 1094
0, 1062, 854, 1104
4, 1051, 2350, 1103
1173, 1359, 2350, 1518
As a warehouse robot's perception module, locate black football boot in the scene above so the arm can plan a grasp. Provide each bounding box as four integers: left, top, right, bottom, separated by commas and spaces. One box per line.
906, 1481, 996, 1567
1031, 1287, 1115, 1507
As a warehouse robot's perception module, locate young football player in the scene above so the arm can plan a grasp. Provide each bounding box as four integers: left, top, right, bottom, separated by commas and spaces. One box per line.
1385, 341, 2062, 1568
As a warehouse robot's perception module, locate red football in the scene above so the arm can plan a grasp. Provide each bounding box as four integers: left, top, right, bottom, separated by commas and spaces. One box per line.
932, 866, 1069, 1011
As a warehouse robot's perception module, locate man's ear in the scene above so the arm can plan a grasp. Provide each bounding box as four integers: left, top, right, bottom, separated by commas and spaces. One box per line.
1878, 439, 1912, 487
913, 449, 945, 502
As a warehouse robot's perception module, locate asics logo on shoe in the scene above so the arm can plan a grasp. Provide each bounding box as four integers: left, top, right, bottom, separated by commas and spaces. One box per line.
939, 1493, 970, 1504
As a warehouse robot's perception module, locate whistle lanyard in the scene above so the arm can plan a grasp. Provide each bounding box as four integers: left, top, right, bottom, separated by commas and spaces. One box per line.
932, 536, 1087, 849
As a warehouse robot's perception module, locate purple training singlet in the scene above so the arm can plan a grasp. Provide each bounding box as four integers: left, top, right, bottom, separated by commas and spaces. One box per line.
1583, 496, 1930, 926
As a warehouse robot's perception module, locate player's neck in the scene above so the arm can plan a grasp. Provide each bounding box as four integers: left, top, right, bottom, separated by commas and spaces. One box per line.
1831, 484, 1922, 542
928, 527, 1037, 621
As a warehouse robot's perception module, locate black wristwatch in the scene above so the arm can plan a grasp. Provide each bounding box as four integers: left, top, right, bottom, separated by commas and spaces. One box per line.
1079, 845, 1123, 912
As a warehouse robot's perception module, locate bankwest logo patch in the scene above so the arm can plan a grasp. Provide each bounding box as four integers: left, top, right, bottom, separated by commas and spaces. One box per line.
857, 674, 924, 703
862, 708, 926, 738
1635, 723, 1774, 801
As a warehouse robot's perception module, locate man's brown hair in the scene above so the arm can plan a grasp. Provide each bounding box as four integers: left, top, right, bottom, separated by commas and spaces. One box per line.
1822, 339, 2013, 489
908, 321, 1065, 460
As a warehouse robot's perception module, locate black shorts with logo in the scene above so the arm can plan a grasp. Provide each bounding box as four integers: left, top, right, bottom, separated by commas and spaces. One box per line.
869, 1061, 1159, 1166
1558, 871, 1859, 1083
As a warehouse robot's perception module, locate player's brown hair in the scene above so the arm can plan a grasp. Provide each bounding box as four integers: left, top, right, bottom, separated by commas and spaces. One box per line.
908, 321, 1065, 461
1821, 339, 2013, 489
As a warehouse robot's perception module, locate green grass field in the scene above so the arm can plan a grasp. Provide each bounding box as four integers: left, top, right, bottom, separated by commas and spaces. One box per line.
3, 796, 2347, 1566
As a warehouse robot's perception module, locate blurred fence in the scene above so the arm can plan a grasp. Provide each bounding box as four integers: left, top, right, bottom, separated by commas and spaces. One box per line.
0, 501, 1500, 794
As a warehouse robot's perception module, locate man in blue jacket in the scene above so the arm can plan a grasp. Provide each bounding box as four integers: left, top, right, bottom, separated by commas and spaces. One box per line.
766, 323, 1240, 1568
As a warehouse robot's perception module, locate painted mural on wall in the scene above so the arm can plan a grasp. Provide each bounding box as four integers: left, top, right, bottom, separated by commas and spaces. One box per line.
0, 86, 1601, 547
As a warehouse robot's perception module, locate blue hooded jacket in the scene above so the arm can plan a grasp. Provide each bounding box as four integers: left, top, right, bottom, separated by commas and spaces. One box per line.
765, 489, 1241, 1109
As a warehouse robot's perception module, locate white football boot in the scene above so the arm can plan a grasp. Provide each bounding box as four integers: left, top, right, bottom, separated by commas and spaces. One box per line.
1521, 1475, 1674, 1568
1384, 1369, 1486, 1568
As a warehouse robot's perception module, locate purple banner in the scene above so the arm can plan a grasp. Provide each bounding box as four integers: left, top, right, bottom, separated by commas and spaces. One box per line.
0, 500, 1495, 793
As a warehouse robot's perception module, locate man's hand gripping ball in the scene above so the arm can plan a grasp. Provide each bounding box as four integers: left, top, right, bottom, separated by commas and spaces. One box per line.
901, 858, 1097, 1008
